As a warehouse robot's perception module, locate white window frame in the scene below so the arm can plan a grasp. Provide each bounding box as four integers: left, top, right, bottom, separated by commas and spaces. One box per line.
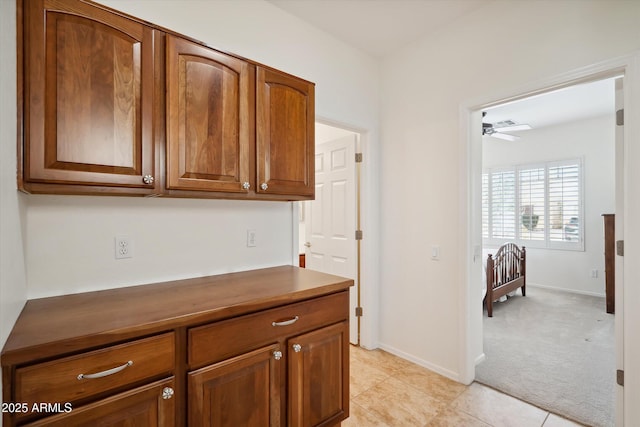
483, 158, 584, 251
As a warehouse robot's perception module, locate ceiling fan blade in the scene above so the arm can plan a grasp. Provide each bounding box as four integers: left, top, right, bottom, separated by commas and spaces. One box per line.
494, 124, 532, 132
492, 132, 520, 141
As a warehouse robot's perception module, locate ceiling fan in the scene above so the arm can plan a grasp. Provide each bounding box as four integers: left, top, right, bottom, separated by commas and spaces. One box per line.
482, 112, 532, 141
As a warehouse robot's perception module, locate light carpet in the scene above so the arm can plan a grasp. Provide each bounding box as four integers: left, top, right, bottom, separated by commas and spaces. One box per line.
475, 286, 615, 427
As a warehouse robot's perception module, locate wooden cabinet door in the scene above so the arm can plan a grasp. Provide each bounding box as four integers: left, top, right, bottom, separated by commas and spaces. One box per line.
188, 344, 282, 427
23, 0, 157, 192
256, 67, 315, 199
166, 35, 252, 193
288, 322, 349, 427
23, 378, 175, 426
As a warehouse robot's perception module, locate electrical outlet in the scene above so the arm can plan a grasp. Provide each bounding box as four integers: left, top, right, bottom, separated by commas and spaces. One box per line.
247, 230, 257, 247
115, 235, 133, 259
591, 269, 598, 278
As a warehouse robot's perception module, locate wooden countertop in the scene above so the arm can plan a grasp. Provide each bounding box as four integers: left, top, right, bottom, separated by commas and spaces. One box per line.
1, 266, 353, 365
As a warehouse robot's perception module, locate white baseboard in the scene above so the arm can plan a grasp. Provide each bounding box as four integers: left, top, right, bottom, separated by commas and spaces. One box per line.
527, 282, 605, 298
376, 342, 461, 383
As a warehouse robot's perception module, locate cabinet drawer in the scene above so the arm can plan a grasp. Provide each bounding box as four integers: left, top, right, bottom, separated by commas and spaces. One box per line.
189, 291, 348, 368
15, 333, 175, 408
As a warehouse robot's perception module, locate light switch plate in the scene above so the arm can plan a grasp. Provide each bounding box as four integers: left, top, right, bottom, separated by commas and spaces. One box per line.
247, 230, 257, 247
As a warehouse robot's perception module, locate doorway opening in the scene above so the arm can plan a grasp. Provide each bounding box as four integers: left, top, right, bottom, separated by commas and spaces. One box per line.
299, 121, 363, 345
474, 76, 619, 426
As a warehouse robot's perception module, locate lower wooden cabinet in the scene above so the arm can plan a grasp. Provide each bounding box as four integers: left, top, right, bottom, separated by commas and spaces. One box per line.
1, 267, 352, 427
23, 378, 176, 427
288, 322, 349, 427
188, 322, 349, 427
188, 344, 282, 427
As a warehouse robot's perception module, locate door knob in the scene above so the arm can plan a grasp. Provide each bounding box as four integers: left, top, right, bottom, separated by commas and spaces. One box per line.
162, 387, 174, 400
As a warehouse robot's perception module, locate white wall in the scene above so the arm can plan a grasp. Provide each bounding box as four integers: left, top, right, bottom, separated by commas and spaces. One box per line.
378, 0, 640, 384
483, 114, 615, 296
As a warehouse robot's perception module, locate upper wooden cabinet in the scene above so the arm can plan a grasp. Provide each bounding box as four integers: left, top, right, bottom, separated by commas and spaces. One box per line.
166, 35, 253, 194
18, 0, 315, 201
21, 0, 158, 194
257, 67, 315, 198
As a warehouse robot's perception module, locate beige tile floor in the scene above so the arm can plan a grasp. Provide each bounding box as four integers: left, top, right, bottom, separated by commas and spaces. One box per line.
342, 345, 585, 427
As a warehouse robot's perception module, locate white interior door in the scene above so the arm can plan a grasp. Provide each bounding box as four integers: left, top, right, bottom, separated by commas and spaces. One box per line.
305, 135, 358, 344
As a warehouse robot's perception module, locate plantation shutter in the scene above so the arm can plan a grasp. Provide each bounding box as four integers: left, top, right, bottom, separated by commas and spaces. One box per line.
482, 158, 582, 250
548, 161, 581, 242
490, 170, 516, 239
519, 167, 545, 241
482, 173, 489, 238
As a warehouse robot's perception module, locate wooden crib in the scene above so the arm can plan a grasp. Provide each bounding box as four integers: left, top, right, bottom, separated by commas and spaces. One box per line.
485, 243, 526, 317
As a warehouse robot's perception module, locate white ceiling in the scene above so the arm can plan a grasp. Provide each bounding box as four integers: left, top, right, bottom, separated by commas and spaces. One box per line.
267, 0, 491, 58
484, 77, 617, 133
266, 0, 617, 131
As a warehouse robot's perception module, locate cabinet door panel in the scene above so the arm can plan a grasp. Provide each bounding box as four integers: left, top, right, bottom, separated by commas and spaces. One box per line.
289, 322, 349, 427
188, 344, 282, 427
166, 35, 252, 192
25, 0, 156, 189
257, 67, 314, 198
23, 377, 175, 427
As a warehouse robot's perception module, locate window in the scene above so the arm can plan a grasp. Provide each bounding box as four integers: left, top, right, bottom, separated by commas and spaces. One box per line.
482, 159, 583, 250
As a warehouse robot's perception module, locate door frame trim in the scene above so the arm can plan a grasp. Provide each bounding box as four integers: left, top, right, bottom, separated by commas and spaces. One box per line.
459, 52, 640, 426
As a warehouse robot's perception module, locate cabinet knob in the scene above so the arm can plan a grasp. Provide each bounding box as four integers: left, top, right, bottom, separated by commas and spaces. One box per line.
162, 387, 174, 400
142, 175, 155, 185
292, 343, 302, 353
242, 182, 250, 190
260, 182, 268, 191
273, 350, 283, 360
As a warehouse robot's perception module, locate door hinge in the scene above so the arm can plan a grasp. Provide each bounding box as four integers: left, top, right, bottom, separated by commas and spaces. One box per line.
617, 369, 624, 386
355, 307, 363, 317
355, 230, 363, 240
616, 109, 624, 126
617, 240, 624, 256
355, 153, 363, 163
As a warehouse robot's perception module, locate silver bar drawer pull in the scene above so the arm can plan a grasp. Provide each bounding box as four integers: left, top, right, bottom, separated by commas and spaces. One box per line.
77, 360, 133, 380
272, 316, 299, 327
